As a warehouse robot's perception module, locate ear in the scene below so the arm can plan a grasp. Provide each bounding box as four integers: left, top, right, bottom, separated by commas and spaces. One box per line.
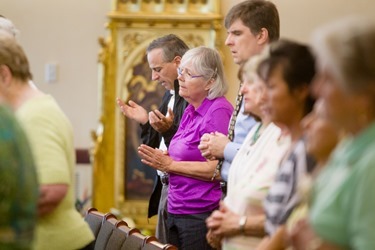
0, 65, 12, 87
173, 56, 182, 66
294, 84, 310, 102
204, 79, 215, 91
256, 28, 269, 46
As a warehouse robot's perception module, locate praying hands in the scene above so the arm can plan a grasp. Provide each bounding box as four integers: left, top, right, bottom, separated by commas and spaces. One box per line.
137, 144, 172, 172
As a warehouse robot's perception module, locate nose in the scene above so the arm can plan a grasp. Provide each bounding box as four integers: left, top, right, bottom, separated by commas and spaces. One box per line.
240, 84, 248, 95
177, 74, 184, 82
151, 71, 159, 81
225, 34, 233, 46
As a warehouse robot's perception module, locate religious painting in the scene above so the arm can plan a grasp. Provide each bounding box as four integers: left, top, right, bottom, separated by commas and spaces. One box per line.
123, 53, 165, 200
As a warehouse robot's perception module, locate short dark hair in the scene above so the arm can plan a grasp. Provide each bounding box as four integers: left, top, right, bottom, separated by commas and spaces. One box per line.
225, 0, 280, 42
258, 39, 316, 115
146, 34, 189, 62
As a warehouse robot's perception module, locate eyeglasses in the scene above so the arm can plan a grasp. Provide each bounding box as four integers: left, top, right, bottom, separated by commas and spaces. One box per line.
177, 67, 203, 80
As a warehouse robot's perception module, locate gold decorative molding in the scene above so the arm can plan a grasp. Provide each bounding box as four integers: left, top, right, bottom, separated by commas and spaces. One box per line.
115, 0, 219, 15
94, 0, 221, 233
121, 33, 155, 60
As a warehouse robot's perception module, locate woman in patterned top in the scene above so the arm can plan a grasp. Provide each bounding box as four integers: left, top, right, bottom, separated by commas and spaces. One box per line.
257, 39, 316, 249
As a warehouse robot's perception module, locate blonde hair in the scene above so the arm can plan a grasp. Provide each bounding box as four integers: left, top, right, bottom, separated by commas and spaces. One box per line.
242, 53, 268, 83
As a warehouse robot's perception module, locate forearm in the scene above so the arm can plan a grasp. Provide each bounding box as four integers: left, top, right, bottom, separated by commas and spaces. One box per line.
256, 236, 271, 250
243, 215, 266, 237
263, 226, 286, 250
38, 184, 68, 217
38, 204, 59, 217
212, 214, 265, 238
168, 160, 218, 181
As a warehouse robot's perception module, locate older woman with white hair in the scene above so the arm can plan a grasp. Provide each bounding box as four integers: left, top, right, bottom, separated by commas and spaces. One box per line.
291, 16, 375, 250
138, 46, 233, 249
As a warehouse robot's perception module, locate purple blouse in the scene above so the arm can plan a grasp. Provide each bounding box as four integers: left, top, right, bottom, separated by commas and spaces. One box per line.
168, 97, 233, 214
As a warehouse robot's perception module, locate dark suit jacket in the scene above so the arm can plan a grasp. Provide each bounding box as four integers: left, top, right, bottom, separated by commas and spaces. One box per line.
140, 80, 187, 218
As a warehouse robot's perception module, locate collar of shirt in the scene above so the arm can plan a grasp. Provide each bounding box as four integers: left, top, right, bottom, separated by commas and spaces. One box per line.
336, 121, 375, 166
185, 97, 218, 117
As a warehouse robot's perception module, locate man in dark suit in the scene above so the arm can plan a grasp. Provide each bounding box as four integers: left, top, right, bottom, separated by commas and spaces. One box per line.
117, 34, 188, 243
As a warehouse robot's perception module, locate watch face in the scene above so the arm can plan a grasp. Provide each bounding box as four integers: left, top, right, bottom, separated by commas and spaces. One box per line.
239, 216, 247, 233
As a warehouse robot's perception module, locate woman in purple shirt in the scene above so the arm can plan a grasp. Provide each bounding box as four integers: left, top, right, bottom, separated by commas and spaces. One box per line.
138, 46, 233, 249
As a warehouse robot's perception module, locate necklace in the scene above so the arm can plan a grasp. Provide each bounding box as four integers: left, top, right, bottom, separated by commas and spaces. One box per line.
250, 123, 263, 146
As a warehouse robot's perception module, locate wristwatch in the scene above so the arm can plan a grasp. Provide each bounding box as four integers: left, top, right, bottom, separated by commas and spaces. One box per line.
238, 216, 247, 234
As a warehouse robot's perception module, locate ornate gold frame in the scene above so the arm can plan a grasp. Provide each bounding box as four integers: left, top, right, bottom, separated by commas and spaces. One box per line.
93, 0, 222, 232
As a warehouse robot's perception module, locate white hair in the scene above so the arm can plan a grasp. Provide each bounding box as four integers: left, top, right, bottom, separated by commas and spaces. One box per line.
311, 16, 375, 94
0, 16, 19, 37
180, 46, 228, 99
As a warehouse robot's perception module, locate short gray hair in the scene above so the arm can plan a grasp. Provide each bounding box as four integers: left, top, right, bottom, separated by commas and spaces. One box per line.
146, 34, 189, 62
0, 16, 19, 37
180, 46, 228, 99
311, 16, 375, 95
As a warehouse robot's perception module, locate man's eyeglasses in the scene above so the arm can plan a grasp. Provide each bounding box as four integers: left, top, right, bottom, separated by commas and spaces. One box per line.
177, 67, 203, 80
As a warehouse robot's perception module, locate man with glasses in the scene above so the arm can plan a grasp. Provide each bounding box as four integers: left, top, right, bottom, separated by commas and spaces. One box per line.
117, 34, 188, 244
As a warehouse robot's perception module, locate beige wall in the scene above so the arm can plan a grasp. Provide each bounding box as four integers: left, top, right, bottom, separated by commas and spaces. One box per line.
221, 0, 375, 105
1, 0, 110, 148
1, 0, 374, 148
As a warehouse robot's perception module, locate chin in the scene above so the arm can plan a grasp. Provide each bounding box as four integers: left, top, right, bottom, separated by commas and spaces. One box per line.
234, 58, 242, 65
243, 106, 252, 114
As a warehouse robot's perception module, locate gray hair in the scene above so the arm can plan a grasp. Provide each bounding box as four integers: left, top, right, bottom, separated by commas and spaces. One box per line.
180, 46, 228, 99
0, 35, 32, 81
311, 16, 375, 95
146, 34, 189, 62
0, 16, 19, 37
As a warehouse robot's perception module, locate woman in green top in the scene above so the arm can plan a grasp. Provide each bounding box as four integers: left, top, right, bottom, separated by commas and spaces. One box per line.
0, 106, 39, 249
292, 16, 375, 250
0, 31, 94, 250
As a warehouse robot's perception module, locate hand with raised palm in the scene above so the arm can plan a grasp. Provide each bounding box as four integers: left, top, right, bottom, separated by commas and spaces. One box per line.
116, 98, 148, 125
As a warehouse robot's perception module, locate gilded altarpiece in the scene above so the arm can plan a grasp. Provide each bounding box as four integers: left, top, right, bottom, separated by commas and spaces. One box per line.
93, 0, 222, 232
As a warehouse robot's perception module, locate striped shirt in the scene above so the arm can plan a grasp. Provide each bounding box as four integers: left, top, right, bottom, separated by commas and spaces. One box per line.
264, 138, 315, 235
